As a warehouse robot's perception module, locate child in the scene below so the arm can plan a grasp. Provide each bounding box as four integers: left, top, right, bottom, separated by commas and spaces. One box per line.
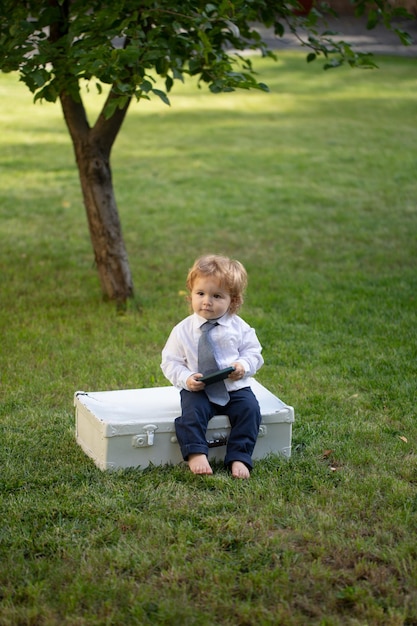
161, 254, 264, 479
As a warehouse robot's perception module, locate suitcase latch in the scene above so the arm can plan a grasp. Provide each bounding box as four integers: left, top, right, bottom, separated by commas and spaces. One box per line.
132, 424, 158, 448
258, 425, 267, 438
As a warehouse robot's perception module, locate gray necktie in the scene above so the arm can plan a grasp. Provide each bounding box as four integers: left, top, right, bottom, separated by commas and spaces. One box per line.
198, 321, 230, 406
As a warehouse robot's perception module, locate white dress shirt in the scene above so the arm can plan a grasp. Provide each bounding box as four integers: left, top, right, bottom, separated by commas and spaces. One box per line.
161, 312, 264, 391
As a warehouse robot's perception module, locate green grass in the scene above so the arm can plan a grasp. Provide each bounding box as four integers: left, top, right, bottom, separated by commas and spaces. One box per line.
1, 52, 417, 625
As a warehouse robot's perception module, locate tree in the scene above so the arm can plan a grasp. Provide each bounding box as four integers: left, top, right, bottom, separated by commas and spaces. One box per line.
0, 0, 412, 303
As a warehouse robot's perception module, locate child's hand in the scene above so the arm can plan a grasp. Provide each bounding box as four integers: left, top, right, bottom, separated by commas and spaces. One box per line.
186, 373, 206, 392
229, 362, 245, 381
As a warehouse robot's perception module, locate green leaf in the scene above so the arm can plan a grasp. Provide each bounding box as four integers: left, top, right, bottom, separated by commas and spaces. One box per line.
165, 75, 173, 92
366, 9, 380, 30
103, 97, 119, 119
173, 68, 184, 82
152, 88, 170, 106
257, 82, 269, 92
189, 58, 202, 75
31, 68, 50, 88
274, 22, 285, 38
38, 83, 58, 102
103, 94, 129, 119
323, 58, 342, 70
155, 56, 169, 76
395, 28, 414, 46
205, 4, 217, 15
139, 80, 153, 93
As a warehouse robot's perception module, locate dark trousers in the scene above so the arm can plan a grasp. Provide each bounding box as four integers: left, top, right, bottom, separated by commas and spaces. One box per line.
176, 387, 262, 470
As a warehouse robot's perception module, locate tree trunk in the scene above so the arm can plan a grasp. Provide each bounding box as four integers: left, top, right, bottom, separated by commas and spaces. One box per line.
59, 91, 134, 303
75, 136, 134, 303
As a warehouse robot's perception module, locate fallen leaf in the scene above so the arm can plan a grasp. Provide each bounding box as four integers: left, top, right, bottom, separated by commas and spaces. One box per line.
399, 436, 408, 443
322, 449, 333, 459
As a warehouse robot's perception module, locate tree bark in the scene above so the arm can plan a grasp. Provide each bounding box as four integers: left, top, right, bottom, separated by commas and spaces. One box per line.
60, 91, 134, 303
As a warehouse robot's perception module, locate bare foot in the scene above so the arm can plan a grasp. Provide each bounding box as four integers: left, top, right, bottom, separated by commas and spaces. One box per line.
188, 454, 213, 475
231, 461, 250, 479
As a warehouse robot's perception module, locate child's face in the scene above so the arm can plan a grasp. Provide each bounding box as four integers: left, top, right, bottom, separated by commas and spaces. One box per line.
190, 275, 232, 320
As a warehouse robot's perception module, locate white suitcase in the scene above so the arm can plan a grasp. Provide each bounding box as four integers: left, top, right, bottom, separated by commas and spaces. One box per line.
74, 379, 294, 471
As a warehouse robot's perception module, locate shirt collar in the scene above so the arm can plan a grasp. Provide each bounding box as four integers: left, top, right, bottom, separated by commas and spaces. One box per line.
194, 312, 231, 328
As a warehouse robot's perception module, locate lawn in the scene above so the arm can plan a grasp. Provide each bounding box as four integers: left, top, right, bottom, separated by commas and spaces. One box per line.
0, 51, 416, 625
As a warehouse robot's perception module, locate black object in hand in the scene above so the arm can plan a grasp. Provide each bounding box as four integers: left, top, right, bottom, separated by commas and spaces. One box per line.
199, 367, 235, 385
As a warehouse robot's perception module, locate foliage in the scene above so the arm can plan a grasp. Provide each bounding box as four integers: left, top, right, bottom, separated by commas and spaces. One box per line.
1, 54, 417, 624
0, 0, 413, 118
0, 0, 278, 118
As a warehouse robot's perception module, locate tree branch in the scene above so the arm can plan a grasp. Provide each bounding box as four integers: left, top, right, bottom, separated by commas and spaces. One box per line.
59, 91, 90, 145
91, 90, 132, 155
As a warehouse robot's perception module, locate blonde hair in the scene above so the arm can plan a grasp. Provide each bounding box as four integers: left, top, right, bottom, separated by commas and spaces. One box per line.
186, 254, 247, 314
